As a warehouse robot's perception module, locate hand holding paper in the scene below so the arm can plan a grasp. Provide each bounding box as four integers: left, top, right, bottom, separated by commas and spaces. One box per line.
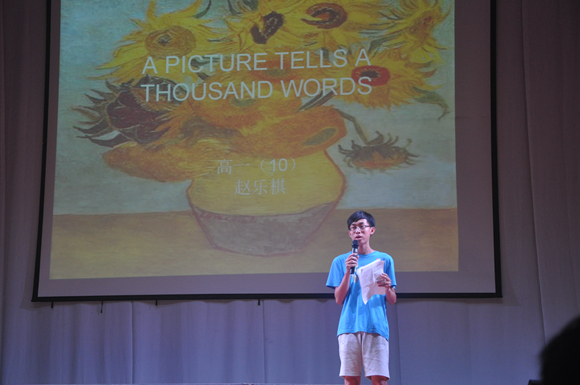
356, 259, 386, 304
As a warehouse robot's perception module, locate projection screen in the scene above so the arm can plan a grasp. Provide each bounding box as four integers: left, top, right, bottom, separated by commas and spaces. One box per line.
33, 0, 499, 301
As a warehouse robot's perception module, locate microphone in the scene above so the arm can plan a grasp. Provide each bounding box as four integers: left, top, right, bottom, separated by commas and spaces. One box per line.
350, 240, 359, 275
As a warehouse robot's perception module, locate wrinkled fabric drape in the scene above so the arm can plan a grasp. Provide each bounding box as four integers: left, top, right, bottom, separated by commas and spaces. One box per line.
1, 1, 579, 384
0, 0, 6, 377
520, 0, 580, 338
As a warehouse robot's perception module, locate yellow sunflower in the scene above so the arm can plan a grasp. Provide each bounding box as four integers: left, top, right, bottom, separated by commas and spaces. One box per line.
292, 0, 385, 52
99, 0, 235, 84
167, 85, 303, 131
160, 67, 304, 131
103, 113, 246, 182
330, 48, 438, 109
225, 0, 316, 55
375, 0, 450, 63
237, 105, 347, 158
215, 49, 348, 86
208, 54, 302, 83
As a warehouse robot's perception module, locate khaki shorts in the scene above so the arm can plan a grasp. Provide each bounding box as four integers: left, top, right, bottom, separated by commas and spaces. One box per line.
338, 332, 390, 380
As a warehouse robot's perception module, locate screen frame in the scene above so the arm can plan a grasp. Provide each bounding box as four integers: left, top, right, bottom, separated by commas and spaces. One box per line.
33, 0, 501, 302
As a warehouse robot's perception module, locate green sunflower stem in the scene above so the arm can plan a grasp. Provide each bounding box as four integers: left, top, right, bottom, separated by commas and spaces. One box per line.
336, 109, 371, 146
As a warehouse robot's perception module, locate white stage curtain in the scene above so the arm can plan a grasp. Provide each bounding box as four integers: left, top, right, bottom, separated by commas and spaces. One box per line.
1, 1, 579, 384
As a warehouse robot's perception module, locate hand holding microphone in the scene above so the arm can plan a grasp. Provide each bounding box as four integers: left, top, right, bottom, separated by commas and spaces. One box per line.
349, 240, 359, 275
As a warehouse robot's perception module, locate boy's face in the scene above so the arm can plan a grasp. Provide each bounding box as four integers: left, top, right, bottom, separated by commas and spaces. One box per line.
348, 218, 375, 245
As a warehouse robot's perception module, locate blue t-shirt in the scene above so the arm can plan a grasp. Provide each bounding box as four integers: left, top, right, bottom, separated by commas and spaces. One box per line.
326, 250, 396, 340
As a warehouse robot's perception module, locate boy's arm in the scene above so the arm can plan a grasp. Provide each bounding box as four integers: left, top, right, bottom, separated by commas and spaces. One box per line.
386, 285, 397, 305
334, 253, 358, 305
334, 270, 350, 305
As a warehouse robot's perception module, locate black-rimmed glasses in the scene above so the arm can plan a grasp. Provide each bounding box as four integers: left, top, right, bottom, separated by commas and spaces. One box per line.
349, 225, 371, 231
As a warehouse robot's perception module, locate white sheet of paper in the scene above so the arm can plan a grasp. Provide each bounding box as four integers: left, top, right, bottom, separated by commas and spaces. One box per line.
356, 258, 385, 304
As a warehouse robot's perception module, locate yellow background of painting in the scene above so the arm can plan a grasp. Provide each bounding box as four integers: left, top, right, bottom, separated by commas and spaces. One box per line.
50, 208, 457, 279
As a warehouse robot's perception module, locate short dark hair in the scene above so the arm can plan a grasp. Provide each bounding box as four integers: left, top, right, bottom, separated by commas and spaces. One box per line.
347, 210, 376, 230
541, 315, 580, 385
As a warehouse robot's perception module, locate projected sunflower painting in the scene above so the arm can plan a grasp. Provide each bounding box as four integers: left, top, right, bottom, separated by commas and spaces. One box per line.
48, 0, 456, 292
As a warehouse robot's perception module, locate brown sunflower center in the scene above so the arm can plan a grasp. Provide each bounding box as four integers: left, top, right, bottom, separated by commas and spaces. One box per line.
301, 3, 347, 29
251, 11, 284, 44
145, 26, 195, 58
351, 66, 391, 87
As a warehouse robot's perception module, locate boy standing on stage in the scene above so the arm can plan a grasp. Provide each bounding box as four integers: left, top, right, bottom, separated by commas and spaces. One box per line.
326, 211, 397, 385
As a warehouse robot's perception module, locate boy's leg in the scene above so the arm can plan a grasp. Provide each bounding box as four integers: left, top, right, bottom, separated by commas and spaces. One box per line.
361, 333, 390, 381
345, 376, 361, 385
370, 375, 388, 385
339, 333, 363, 380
